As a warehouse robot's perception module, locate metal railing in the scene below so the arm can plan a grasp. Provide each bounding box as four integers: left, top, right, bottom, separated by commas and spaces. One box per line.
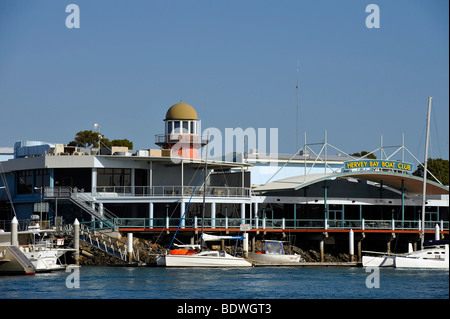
102, 217, 449, 232
93, 185, 251, 198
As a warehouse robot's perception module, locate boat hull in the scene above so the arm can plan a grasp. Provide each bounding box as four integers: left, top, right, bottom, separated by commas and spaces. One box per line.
394, 256, 449, 269
247, 252, 301, 265
362, 255, 395, 267
157, 253, 252, 267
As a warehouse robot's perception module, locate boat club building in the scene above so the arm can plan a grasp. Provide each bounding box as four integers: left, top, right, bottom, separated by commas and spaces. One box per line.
0, 101, 448, 254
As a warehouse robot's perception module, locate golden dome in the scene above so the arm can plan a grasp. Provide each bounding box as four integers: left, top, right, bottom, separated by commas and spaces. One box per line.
165, 101, 198, 120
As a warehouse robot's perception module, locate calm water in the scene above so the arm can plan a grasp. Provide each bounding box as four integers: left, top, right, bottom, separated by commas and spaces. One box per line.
1, 266, 448, 300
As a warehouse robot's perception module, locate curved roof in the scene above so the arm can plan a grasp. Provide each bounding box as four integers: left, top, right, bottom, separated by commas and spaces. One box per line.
254, 171, 449, 195
165, 101, 198, 120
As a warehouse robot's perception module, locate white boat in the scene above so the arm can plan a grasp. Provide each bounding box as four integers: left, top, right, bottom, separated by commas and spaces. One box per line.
362, 242, 448, 268
362, 255, 395, 267
156, 249, 252, 267
394, 243, 448, 269
248, 240, 302, 265
19, 225, 76, 272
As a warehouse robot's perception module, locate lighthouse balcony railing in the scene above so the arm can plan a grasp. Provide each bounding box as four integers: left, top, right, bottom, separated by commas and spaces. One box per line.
155, 134, 207, 144
92, 185, 251, 198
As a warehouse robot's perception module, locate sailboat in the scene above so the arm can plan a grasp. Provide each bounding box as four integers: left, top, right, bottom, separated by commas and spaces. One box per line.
156, 137, 253, 267
362, 97, 449, 270
394, 96, 448, 269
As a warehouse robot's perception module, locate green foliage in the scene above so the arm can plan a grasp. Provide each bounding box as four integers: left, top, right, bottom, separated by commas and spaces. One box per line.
69, 131, 133, 149
350, 151, 377, 159
68, 130, 100, 148
413, 158, 449, 186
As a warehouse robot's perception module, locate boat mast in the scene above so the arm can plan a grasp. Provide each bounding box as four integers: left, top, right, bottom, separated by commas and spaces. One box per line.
200, 132, 209, 252
420, 96, 432, 250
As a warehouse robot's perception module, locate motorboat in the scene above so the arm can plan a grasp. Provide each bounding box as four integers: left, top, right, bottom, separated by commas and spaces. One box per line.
19, 225, 76, 272
247, 240, 302, 265
156, 248, 252, 267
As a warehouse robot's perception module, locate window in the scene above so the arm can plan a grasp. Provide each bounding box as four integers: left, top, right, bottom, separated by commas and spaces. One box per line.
17, 170, 33, 194
168, 121, 173, 134
174, 121, 180, 133
97, 168, 131, 187
182, 121, 189, 134
34, 169, 50, 190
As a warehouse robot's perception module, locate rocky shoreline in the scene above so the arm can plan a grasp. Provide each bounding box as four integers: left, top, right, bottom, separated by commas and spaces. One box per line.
70, 236, 353, 266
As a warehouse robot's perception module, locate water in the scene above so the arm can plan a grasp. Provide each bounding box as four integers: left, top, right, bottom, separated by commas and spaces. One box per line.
1, 266, 448, 299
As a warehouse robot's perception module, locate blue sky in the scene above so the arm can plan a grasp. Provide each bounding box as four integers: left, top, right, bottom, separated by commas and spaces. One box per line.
0, 0, 448, 162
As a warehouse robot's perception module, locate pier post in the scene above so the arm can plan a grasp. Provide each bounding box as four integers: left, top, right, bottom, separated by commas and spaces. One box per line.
74, 219, 80, 265
127, 232, 133, 263
11, 216, 18, 247
435, 224, 440, 240
349, 229, 354, 262
243, 232, 248, 258
320, 233, 327, 262
358, 233, 365, 262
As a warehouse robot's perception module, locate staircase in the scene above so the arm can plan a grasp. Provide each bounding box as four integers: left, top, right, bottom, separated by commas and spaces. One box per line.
44, 187, 117, 229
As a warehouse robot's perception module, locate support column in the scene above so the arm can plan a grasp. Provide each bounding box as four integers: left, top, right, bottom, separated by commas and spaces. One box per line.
91, 168, 97, 195
180, 200, 185, 228
211, 202, 216, 228
149, 202, 154, 228
349, 229, 355, 262
241, 202, 246, 225
127, 232, 133, 263
401, 179, 405, 228
74, 219, 80, 266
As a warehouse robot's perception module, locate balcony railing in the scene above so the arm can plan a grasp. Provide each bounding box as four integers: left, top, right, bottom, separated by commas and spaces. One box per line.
83, 217, 449, 232
93, 185, 251, 198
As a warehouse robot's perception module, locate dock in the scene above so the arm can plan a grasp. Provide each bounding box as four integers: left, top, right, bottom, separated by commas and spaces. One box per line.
252, 261, 360, 267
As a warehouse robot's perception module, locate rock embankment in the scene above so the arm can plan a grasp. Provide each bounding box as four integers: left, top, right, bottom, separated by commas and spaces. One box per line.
71, 236, 352, 266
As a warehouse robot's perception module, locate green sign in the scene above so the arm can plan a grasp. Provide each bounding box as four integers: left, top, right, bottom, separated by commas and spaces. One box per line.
344, 160, 413, 172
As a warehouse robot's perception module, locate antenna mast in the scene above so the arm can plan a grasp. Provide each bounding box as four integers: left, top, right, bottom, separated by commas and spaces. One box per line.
296, 59, 300, 152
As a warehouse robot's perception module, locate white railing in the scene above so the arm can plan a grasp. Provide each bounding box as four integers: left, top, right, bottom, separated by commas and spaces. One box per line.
93, 185, 251, 198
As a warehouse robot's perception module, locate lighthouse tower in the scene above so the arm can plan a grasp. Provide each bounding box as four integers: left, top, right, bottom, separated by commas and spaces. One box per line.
155, 101, 205, 159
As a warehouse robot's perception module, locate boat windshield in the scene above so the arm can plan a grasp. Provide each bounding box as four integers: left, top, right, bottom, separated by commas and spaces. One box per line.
265, 242, 284, 255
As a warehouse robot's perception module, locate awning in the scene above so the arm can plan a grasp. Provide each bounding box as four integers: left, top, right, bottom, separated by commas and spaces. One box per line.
253, 171, 449, 195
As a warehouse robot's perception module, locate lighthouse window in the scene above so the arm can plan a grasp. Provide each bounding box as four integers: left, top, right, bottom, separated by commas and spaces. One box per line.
168, 121, 173, 134
190, 121, 196, 134
174, 121, 180, 133
183, 121, 189, 134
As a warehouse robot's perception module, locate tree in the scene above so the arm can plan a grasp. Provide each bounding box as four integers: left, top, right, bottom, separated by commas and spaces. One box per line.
68, 130, 101, 148
413, 158, 449, 186
69, 131, 134, 149
350, 151, 377, 159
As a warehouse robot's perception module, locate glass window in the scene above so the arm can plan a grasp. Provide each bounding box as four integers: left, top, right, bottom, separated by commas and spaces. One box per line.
182, 121, 189, 134
167, 121, 173, 134
174, 121, 180, 133
97, 168, 131, 187
190, 121, 196, 134
17, 170, 33, 194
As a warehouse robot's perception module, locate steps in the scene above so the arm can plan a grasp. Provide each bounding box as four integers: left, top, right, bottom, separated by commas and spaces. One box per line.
0, 246, 35, 275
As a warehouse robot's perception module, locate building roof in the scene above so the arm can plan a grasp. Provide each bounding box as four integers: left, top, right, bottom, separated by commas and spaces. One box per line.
165, 101, 198, 120
254, 171, 449, 196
